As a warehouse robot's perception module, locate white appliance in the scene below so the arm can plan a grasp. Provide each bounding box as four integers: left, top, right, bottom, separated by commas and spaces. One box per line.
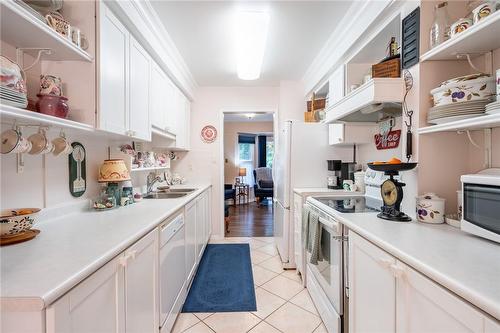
274, 120, 352, 268
159, 213, 186, 333
304, 200, 347, 333
461, 168, 500, 243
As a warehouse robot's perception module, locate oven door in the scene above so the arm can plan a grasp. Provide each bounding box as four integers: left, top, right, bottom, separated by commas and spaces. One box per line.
306, 214, 343, 315
462, 183, 500, 242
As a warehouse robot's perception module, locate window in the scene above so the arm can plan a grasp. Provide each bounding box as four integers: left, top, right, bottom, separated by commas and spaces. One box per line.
239, 143, 253, 162
266, 139, 274, 168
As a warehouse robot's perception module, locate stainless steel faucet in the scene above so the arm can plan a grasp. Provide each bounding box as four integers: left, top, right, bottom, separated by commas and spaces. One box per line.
146, 172, 163, 195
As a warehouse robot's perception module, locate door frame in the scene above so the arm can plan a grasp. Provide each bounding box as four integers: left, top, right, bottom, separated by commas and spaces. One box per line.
218, 107, 277, 239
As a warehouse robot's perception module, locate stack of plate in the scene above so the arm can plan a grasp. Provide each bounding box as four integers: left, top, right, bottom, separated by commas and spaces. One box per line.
427, 99, 491, 125
0, 86, 28, 108
485, 100, 500, 115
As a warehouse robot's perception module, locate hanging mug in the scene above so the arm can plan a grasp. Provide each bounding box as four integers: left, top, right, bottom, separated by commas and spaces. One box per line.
1, 129, 31, 154
52, 134, 73, 156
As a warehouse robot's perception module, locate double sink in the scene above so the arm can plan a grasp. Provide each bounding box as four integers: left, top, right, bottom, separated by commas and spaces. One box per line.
144, 188, 197, 199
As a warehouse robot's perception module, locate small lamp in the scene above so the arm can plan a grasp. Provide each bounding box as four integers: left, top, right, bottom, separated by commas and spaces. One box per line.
98, 159, 131, 204
239, 167, 247, 184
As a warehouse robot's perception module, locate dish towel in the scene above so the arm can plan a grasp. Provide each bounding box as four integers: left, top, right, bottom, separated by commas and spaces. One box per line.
308, 211, 323, 265
302, 205, 311, 249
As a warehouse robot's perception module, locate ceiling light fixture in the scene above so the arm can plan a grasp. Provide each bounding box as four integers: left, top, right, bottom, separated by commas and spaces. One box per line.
245, 113, 256, 119
235, 9, 270, 80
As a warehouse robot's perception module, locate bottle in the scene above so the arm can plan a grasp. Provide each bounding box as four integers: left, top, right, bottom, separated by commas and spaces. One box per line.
430, 2, 451, 49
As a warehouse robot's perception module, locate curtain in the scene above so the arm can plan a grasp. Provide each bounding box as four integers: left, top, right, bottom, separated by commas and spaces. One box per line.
257, 135, 267, 168
238, 134, 255, 144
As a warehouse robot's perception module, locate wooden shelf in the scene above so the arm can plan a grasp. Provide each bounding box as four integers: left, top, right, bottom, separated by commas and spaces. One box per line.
324, 78, 405, 123
420, 11, 500, 61
0, 104, 94, 132
130, 166, 169, 172
418, 113, 500, 134
0, 0, 93, 62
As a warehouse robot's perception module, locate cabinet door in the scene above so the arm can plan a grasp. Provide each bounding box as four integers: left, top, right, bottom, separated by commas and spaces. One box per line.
124, 229, 158, 333
329, 124, 344, 145
485, 317, 500, 332
349, 232, 397, 333
129, 36, 151, 141
328, 65, 345, 105
185, 200, 197, 284
196, 194, 206, 260
99, 2, 128, 136
46, 256, 125, 333
396, 261, 483, 333
150, 61, 165, 130
184, 98, 191, 150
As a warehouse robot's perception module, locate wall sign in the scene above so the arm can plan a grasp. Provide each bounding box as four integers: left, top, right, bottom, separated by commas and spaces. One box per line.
374, 130, 401, 150
68, 142, 86, 197
201, 125, 217, 143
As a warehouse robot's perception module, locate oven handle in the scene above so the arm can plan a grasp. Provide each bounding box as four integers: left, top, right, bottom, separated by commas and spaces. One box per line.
343, 235, 350, 299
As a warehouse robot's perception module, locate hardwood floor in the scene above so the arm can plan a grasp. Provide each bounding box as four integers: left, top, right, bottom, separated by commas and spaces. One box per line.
225, 200, 273, 237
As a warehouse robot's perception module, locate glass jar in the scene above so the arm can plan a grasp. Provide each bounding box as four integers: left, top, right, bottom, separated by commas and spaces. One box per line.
430, 2, 451, 49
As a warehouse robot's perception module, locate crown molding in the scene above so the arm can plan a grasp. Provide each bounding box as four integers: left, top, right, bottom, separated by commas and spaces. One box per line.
302, 0, 395, 96
107, 0, 198, 100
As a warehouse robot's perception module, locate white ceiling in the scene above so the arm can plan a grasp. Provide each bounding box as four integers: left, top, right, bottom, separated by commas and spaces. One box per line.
224, 113, 274, 123
151, 1, 352, 87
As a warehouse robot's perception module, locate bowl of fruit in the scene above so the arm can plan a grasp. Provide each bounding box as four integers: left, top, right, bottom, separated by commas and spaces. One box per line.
367, 158, 417, 174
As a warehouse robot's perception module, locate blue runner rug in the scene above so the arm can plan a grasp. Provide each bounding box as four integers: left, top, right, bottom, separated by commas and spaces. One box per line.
182, 243, 257, 312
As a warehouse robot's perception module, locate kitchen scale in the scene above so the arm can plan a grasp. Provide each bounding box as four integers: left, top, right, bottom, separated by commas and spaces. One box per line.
367, 162, 417, 222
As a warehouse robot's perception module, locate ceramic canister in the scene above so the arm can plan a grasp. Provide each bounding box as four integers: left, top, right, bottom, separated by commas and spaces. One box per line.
451, 18, 472, 38
416, 193, 446, 224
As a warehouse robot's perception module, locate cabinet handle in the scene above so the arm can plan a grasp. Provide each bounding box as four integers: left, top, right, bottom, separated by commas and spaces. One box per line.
118, 250, 137, 267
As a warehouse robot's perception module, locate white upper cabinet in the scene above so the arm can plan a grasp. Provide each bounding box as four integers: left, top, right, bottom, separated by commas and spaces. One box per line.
129, 36, 151, 141
328, 65, 345, 105
98, 2, 151, 141
151, 61, 174, 134
98, 2, 129, 137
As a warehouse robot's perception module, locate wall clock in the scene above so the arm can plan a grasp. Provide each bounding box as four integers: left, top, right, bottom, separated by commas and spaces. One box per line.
68, 142, 86, 197
201, 125, 217, 143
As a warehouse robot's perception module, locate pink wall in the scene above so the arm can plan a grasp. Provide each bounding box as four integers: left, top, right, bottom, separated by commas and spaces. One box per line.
171, 86, 281, 238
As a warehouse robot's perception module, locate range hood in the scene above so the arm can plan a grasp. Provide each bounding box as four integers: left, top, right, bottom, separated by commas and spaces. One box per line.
324, 78, 405, 123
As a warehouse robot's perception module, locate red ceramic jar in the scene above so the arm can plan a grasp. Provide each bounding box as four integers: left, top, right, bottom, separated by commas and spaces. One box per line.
36, 94, 69, 119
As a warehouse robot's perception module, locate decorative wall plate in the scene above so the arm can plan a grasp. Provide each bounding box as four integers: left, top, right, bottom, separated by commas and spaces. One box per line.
69, 142, 86, 197
201, 125, 217, 143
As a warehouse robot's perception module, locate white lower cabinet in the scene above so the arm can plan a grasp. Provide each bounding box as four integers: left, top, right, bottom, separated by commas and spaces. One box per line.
46, 229, 157, 333
348, 231, 500, 333
124, 229, 158, 333
185, 199, 197, 285
348, 232, 396, 333
46, 255, 125, 333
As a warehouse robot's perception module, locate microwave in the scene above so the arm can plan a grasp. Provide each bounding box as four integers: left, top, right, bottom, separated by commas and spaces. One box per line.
461, 168, 500, 243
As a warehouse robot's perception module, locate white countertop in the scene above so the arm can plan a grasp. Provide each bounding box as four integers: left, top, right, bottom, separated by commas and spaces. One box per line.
293, 187, 358, 195
308, 197, 500, 320
0, 184, 211, 310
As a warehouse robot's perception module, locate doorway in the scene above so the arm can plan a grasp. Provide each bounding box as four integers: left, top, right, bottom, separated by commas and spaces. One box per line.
221, 111, 275, 237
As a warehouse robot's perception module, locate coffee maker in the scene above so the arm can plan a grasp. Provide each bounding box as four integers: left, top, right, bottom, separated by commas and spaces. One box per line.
327, 160, 342, 189
327, 160, 356, 189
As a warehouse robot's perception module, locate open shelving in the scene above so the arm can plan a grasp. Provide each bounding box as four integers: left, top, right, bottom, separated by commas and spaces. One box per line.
0, 104, 94, 132
324, 78, 405, 123
0, 0, 93, 62
418, 113, 500, 134
420, 11, 500, 61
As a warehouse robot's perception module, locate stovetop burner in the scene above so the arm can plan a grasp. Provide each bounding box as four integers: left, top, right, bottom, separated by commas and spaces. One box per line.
314, 196, 380, 213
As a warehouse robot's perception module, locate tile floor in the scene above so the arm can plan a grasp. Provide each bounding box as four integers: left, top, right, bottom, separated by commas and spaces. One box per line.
172, 237, 327, 333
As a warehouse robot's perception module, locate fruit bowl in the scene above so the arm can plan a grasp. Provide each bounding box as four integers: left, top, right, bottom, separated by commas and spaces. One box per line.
0, 208, 41, 237
367, 162, 417, 174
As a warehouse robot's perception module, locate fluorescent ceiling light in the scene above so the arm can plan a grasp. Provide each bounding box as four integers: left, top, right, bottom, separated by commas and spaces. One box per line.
235, 9, 270, 80
245, 113, 256, 119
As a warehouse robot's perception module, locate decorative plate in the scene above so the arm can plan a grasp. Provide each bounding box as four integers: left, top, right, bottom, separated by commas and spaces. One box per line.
201, 125, 217, 143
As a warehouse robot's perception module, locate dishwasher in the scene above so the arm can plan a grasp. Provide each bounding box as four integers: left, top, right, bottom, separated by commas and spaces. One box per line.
159, 213, 186, 333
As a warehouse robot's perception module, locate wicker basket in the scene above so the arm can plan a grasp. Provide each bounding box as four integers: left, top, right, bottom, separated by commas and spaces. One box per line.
304, 111, 316, 122
306, 98, 326, 112
372, 58, 401, 78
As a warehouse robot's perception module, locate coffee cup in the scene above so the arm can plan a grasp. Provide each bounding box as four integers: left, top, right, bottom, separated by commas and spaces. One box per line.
28, 129, 52, 155
472, 2, 496, 24
52, 135, 73, 156
1, 129, 31, 154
